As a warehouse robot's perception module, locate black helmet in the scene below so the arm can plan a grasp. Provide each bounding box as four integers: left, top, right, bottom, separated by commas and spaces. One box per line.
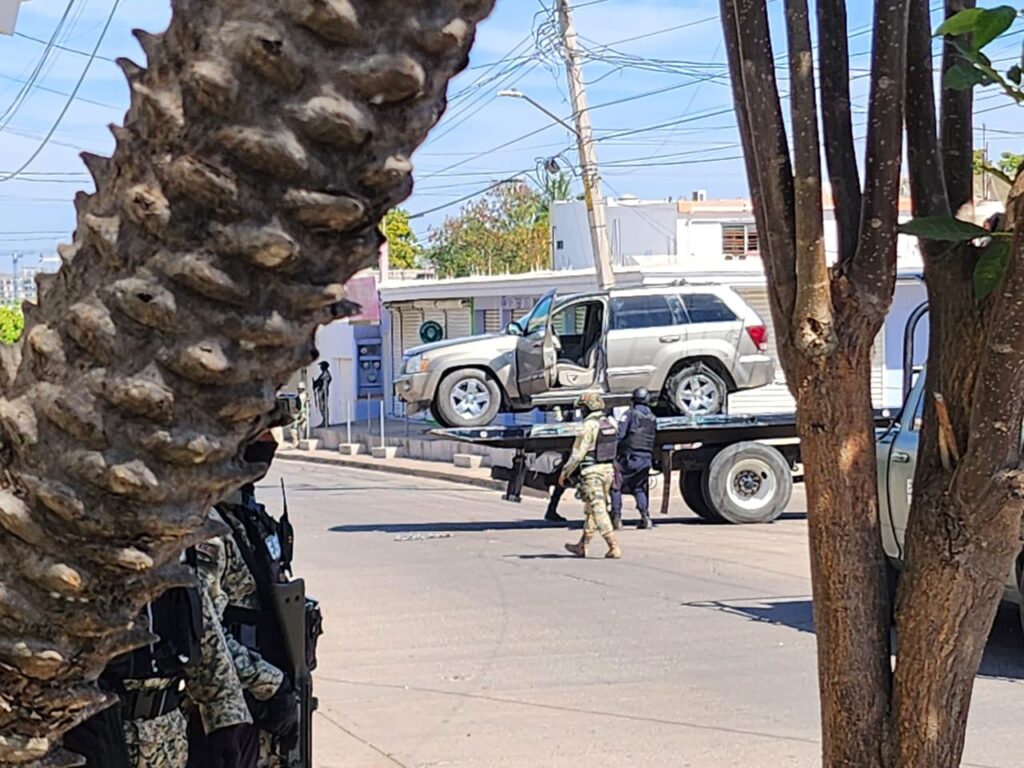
632, 387, 650, 405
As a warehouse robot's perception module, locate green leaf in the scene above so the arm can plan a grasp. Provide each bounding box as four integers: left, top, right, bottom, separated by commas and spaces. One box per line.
899, 216, 991, 241
936, 6, 1019, 51
974, 240, 1011, 300
973, 6, 1019, 50
944, 61, 990, 90
1008, 64, 1023, 85
936, 8, 986, 37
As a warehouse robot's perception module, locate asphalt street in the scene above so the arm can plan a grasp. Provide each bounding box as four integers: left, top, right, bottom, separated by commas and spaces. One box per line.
260, 460, 1024, 768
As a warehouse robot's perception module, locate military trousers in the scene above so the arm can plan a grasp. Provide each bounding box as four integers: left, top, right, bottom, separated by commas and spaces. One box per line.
578, 465, 614, 536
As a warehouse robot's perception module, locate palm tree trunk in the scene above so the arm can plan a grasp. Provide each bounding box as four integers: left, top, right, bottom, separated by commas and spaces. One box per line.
0, 2, 494, 764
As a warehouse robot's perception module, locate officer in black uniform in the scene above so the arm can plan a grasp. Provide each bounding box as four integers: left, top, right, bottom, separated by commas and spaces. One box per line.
610, 387, 658, 529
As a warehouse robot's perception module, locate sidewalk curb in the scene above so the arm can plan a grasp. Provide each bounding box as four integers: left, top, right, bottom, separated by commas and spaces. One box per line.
277, 453, 507, 492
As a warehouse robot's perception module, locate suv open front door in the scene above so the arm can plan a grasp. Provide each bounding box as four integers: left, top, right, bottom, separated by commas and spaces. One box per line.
516, 289, 558, 397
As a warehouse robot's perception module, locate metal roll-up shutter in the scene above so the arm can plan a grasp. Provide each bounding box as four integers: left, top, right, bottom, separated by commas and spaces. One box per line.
731, 286, 795, 414
398, 304, 422, 364
484, 309, 502, 334
443, 305, 473, 340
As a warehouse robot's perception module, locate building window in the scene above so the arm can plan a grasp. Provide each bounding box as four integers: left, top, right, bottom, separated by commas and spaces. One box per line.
722, 224, 759, 259
556, 240, 564, 250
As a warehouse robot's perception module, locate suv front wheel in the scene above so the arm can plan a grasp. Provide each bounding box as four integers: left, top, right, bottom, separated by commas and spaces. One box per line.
434, 369, 502, 428
666, 364, 728, 417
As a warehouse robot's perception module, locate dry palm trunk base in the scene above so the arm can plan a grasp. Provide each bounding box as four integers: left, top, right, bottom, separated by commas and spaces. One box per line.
0, 2, 495, 765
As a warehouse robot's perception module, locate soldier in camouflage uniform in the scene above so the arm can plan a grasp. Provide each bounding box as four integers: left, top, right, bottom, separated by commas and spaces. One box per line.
190, 505, 294, 767
66, 575, 252, 768
125, 587, 252, 767
559, 392, 622, 559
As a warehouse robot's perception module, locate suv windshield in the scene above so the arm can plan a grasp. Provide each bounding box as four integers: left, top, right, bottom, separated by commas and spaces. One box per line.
511, 293, 557, 335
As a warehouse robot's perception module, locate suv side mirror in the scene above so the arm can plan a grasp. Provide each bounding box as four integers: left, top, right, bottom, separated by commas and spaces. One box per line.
505, 322, 523, 337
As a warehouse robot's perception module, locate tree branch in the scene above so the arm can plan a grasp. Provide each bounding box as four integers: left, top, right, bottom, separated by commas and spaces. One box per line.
720, 0, 797, 355
815, 0, 862, 272
848, 0, 912, 323
941, 0, 977, 212
956, 181, 1024, 503
906, 0, 951, 219
785, 0, 835, 356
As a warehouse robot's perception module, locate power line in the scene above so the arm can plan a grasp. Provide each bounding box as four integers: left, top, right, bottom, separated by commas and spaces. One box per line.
0, 0, 122, 183
0, 71, 121, 111
409, 175, 532, 219
14, 30, 117, 62
0, 0, 78, 130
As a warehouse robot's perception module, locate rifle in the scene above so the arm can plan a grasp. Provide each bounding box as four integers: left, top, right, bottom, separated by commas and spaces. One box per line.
223, 483, 322, 768
271, 480, 321, 768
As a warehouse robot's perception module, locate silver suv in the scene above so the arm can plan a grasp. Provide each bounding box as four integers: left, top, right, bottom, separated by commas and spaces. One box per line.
394, 284, 774, 428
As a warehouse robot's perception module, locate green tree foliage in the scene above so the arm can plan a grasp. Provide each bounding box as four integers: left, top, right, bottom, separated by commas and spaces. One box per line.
381, 208, 422, 269
973, 148, 1023, 178
996, 151, 1023, 176
0, 305, 23, 344
426, 182, 551, 278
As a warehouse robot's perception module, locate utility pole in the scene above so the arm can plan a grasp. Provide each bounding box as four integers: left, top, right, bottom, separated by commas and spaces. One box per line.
555, 0, 615, 289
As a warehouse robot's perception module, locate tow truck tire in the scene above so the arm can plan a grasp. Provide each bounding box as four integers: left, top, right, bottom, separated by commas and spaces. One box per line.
435, 369, 501, 428
678, 471, 724, 522
703, 442, 793, 524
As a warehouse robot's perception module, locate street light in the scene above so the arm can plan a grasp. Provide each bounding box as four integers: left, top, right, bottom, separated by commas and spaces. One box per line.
498, 89, 581, 138
497, 88, 615, 288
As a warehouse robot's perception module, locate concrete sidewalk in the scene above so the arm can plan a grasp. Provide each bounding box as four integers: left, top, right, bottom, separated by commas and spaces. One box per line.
276, 447, 508, 492
276, 445, 669, 503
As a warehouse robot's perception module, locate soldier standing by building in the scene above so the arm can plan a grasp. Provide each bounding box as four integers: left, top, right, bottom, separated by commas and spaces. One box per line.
611, 387, 658, 529
559, 393, 621, 559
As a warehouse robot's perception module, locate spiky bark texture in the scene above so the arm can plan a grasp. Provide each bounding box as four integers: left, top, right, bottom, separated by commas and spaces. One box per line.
0, 2, 493, 764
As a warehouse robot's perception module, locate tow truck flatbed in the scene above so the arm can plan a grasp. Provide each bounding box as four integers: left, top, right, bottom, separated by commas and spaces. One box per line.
433, 412, 805, 453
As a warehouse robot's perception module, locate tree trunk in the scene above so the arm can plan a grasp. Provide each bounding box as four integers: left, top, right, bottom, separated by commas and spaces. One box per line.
796, 342, 892, 768
890, 493, 1021, 765
890, 182, 1024, 765
0, 2, 493, 764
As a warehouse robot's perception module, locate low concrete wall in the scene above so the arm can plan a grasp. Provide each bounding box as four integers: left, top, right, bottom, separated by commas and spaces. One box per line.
311, 424, 517, 467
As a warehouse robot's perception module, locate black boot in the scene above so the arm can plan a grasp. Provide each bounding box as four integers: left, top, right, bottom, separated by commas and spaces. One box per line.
545, 509, 567, 523
610, 512, 623, 531
638, 513, 654, 529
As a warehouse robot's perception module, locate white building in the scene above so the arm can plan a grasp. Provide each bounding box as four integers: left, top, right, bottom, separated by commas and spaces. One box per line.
551, 193, 922, 269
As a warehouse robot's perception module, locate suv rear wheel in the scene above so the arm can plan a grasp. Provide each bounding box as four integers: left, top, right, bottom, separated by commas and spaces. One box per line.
435, 369, 501, 428
666, 364, 728, 417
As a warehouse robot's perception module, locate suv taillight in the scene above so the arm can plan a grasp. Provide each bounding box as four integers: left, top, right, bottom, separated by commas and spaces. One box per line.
746, 325, 769, 352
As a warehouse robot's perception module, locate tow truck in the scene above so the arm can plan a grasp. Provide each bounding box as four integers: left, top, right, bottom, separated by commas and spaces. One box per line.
434, 414, 808, 524
434, 348, 901, 526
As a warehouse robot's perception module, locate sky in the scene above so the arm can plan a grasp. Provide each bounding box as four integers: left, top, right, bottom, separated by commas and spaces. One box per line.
0, 0, 1021, 267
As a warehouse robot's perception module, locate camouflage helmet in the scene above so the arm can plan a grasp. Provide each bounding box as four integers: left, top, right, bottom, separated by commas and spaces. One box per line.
575, 392, 606, 413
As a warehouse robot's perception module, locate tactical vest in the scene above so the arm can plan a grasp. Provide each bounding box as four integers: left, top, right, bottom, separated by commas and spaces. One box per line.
621, 407, 657, 453
581, 417, 618, 467
219, 495, 322, 674
103, 585, 203, 683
